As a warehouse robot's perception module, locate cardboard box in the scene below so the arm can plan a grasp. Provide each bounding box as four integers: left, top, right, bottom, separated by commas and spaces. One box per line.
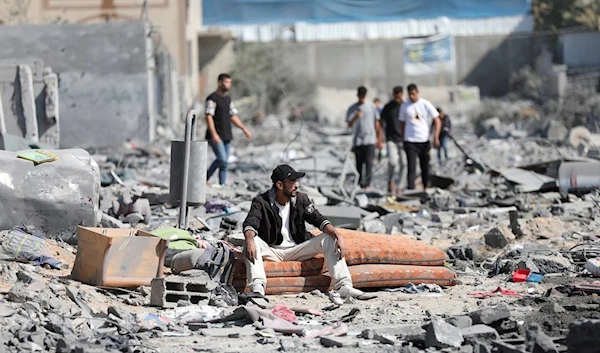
71, 227, 167, 287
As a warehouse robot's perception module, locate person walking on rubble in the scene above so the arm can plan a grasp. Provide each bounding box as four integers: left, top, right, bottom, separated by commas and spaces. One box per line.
346, 86, 383, 190
399, 83, 442, 190
436, 107, 452, 165
205, 73, 252, 185
380, 86, 407, 195
242, 164, 368, 299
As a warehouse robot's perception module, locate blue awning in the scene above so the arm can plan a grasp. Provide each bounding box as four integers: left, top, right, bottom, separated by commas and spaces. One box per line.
203, 0, 531, 26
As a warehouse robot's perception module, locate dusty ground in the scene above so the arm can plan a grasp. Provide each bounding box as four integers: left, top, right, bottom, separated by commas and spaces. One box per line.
0, 245, 575, 353
0, 228, 593, 352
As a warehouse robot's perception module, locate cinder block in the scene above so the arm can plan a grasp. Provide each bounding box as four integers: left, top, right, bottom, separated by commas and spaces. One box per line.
150, 271, 217, 308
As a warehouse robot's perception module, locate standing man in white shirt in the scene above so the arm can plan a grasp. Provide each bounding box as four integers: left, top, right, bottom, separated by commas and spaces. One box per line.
399, 84, 442, 190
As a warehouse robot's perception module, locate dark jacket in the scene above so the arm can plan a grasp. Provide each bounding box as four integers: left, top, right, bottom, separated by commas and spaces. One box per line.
243, 188, 331, 246
380, 100, 403, 143
439, 115, 452, 139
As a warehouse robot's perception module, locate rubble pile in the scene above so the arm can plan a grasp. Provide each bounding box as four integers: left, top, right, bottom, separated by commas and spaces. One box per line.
0, 113, 600, 352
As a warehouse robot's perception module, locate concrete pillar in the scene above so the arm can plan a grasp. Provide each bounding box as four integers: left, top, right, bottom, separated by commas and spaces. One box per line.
171, 62, 182, 128
18, 65, 38, 142
145, 22, 157, 143
40, 67, 59, 148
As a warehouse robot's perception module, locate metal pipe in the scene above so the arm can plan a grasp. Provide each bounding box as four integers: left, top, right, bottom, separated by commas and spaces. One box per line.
558, 162, 600, 195
179, 109, 196, 229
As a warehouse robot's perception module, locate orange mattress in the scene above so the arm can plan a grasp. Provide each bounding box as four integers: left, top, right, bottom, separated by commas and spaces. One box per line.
233, 229, 447, 279
233, 264, 458, 294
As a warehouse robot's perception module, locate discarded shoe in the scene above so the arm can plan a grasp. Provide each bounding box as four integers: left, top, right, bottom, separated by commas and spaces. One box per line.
338, 286, 377, 300
328, 291, 343, 305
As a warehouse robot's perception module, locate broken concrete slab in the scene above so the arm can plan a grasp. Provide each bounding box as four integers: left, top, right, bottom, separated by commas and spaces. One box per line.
528, 255, 573, 274
320, 336, 358, 348
317, 205, 362, 229
461, 325, 500, 345
469, 303, 511, 325
0, 149, 100, 241
280, 337, 302, 351
525, 323, 558, 353
496, 168, 557, 193
447, 316, 473, 329
540, 303, 566, 314
425, 318, 464, 349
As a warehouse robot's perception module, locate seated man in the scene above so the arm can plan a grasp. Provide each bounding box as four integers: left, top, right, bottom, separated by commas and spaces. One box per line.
242, 164, 365, 299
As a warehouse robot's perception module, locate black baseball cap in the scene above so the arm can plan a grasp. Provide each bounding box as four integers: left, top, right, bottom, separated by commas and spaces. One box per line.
271, 164, 305, 183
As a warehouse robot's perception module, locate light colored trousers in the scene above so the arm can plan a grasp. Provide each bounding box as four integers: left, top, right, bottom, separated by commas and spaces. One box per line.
387, 141, 407, 188
245, 234, 353, 290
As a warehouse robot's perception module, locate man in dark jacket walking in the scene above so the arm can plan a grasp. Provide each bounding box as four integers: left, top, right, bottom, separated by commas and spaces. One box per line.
380, 86, 406, 194
242, 165, 365, 299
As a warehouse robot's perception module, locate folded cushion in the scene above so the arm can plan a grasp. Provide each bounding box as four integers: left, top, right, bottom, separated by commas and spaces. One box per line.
233, 264, 458, 295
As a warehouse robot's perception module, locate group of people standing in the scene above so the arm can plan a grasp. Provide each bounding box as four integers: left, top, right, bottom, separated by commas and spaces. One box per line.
202, 72, 452, 196
346, 84, 452, 194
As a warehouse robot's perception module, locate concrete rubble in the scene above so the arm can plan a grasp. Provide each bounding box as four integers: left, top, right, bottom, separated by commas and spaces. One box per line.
0, 100, 599, 353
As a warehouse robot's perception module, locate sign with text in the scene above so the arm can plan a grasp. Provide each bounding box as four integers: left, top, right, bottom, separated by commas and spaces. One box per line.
403, 34, 455, 76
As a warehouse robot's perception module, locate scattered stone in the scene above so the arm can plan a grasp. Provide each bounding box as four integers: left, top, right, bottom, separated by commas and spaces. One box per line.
540, 303, 566, 314
320, 336, 358, 348
469, 303, 511, 325
0, 302, 16, 318
484, 226, 514, 248
447, 315, 473, 329
373, 333, 396, 345
280, 338, 302, 351
525, 323, 558, 353
461, 325, 500, 345
22, 302, 42, 314
107, 306, 135, 323
16, 270, 35, 284
460, 345, 474, 353
425, 318, 464, 349
528, 255, 573, 274
7, 282, 42, 303
360, 329, 375, 340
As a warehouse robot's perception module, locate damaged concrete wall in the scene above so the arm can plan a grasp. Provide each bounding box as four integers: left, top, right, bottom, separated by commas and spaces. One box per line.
560, 32, 600, 70
0, 22, 156, 149
0, 60, 59, 147
282, 33, 536, 98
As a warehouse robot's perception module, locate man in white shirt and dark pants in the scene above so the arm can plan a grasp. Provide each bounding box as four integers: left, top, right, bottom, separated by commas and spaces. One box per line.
399, 84, 442, 190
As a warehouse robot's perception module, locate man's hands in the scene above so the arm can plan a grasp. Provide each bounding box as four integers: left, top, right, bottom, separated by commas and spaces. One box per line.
433, 138, 441, 149
355, 108, 362, 119
324, 224, 346, 260
212, 134, 222, 145
335, 234, 346, 260
245, 237, 257, 264
242, 127, 252, 139
376, 139, 384, 151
